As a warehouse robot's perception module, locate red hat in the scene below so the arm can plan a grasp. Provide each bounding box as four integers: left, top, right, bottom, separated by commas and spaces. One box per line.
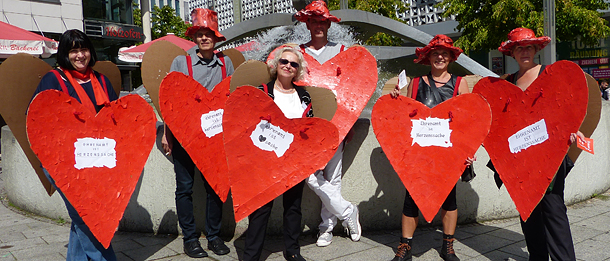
295, 1, 341, 23
185, 8, 226, 41
498, 28, 550, 56
414, 35, 463, 65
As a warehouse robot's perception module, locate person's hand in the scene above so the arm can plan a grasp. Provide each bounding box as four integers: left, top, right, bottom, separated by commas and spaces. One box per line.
569, 131, 585, 144
390, 85, 401, 98
465, 155, 477, 166
162, 125, 173, 156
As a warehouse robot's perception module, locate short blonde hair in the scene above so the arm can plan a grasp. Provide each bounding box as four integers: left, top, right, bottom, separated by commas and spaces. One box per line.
268, 46, 308, 82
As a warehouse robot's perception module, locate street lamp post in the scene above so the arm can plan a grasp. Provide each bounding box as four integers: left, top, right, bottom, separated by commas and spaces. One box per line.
543, 0, 556, 64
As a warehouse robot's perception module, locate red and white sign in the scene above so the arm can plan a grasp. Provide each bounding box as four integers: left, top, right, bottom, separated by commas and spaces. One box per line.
573, 58, 609, 66
577, 136, 594, 155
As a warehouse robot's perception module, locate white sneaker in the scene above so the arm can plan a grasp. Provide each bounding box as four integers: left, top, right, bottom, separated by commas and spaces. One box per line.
316, 231, 333, 247
342, 206, 361, 242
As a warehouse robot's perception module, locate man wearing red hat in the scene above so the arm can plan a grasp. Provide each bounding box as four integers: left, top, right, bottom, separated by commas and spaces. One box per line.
496, 27, 580, 261
162, 8, 234, 259
294, 0, 362, 249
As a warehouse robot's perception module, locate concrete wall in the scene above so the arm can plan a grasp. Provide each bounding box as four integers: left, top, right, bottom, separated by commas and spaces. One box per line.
1, 0, 83, 33
2, 101, 610, 239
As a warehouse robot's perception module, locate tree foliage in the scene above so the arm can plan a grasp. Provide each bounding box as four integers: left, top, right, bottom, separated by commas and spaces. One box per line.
328, 0, 408, 46
439, 0, 610, 53
151, 5, 190, 39
133, 3, 142, 27
132, 4, 189, 40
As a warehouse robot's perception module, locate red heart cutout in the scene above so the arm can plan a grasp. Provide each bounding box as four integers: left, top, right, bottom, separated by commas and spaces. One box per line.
26, 90, 156, 248
159, 72, 231, 202
223, 86, 339, 222
371, 94, 491, 222
268, 45, 377, 142
472, 61, 588, 221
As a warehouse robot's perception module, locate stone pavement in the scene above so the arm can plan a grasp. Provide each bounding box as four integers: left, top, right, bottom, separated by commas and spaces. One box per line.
1, 164, 609, 261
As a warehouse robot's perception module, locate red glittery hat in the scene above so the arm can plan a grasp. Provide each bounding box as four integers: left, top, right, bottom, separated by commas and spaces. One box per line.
414, 35, 463, 65
185, 8, 226, 41
498, 28, 550, 56
295, 1, 340, 23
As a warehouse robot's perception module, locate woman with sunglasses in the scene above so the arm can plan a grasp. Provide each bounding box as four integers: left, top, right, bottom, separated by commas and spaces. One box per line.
242, 46, 311, 261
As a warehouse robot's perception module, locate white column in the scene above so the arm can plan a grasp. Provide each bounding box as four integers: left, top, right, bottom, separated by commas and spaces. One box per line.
142, 0, 152, 43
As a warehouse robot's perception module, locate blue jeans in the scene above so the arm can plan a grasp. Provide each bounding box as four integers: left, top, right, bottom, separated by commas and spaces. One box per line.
43, 169, 117, 261
172, 138, 224, 243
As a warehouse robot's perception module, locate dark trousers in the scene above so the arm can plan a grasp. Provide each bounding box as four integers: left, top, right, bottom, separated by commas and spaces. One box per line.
520, 156, 575, 261
243, 181, 305, 261
173, 138, 224, 243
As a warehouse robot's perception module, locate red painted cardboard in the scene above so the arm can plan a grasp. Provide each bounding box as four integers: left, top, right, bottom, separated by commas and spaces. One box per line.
371, 94, 491, 222
223, 86, 339, 222
472, 61, 588, 221
268, 45, 377, 143
26, 90, 157, 248
159, 72, 231, 202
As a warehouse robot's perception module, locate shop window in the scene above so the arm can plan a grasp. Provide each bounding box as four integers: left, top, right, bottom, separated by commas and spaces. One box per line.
83, 0, 134, 24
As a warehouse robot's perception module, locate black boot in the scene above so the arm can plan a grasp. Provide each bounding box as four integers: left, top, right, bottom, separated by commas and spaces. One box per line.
391, 238, 412, 261
440, 234, 460, 261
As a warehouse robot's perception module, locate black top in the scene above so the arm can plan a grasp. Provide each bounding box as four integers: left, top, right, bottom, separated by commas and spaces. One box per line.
415, 74, 459, 108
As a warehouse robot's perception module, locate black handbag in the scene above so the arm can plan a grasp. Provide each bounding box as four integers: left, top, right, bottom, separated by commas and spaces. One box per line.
461, 165, 476, 182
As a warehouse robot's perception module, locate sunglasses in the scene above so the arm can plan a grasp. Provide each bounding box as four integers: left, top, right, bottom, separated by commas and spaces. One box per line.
279, 58, 300, 69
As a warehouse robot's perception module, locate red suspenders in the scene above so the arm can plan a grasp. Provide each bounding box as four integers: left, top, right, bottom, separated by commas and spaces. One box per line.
299, 44, 345, 53
185, 53, 227, 79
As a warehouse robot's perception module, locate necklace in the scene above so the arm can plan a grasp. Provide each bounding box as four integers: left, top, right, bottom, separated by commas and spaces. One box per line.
274, 82, 296, 94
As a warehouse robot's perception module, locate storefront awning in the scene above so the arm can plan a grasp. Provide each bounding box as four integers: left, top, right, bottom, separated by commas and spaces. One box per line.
118, 34, 196, 63
0, 21, 58, 59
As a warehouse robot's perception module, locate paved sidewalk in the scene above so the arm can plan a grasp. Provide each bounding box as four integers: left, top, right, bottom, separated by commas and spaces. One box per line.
1, 166, 609, 260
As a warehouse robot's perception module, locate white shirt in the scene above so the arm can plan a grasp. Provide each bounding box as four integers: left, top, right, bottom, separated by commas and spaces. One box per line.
273, 89, 306, 119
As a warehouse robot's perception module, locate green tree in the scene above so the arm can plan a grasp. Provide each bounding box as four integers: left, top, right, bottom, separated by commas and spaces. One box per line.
328, 0, 408, 46
133, 3, 142, 27
151, 5, 190, 39
439, 0, 610, 53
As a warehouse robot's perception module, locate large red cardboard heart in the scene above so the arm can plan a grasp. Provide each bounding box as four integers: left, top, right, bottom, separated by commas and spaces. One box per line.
472, 61, 588, 221
223, 86, 339, 222
371, 94, 491, 222
26, 90, 156, 248
268, 45, 377, 143
159, 72, 231, 202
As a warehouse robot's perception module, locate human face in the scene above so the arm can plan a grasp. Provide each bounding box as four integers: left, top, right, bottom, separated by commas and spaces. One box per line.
69, 47, 91, 73
428, 47, 452, 71
192, 28, 217, 52
277, 51, 300, 81
512, 44, 537, 66
306, 17, 331, 40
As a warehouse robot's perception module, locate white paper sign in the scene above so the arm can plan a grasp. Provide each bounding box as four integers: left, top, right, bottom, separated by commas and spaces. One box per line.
250, 120, 294, 157
508, 119, 549, 153
74, 137, 117, 169
201, 109, 224, 138
411, 117, 453, 147
398, 70, 408, 89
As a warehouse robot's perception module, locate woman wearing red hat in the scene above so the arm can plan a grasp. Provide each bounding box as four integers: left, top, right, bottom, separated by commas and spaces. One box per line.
389, 34, 471, 261
496, 27, 581, 261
